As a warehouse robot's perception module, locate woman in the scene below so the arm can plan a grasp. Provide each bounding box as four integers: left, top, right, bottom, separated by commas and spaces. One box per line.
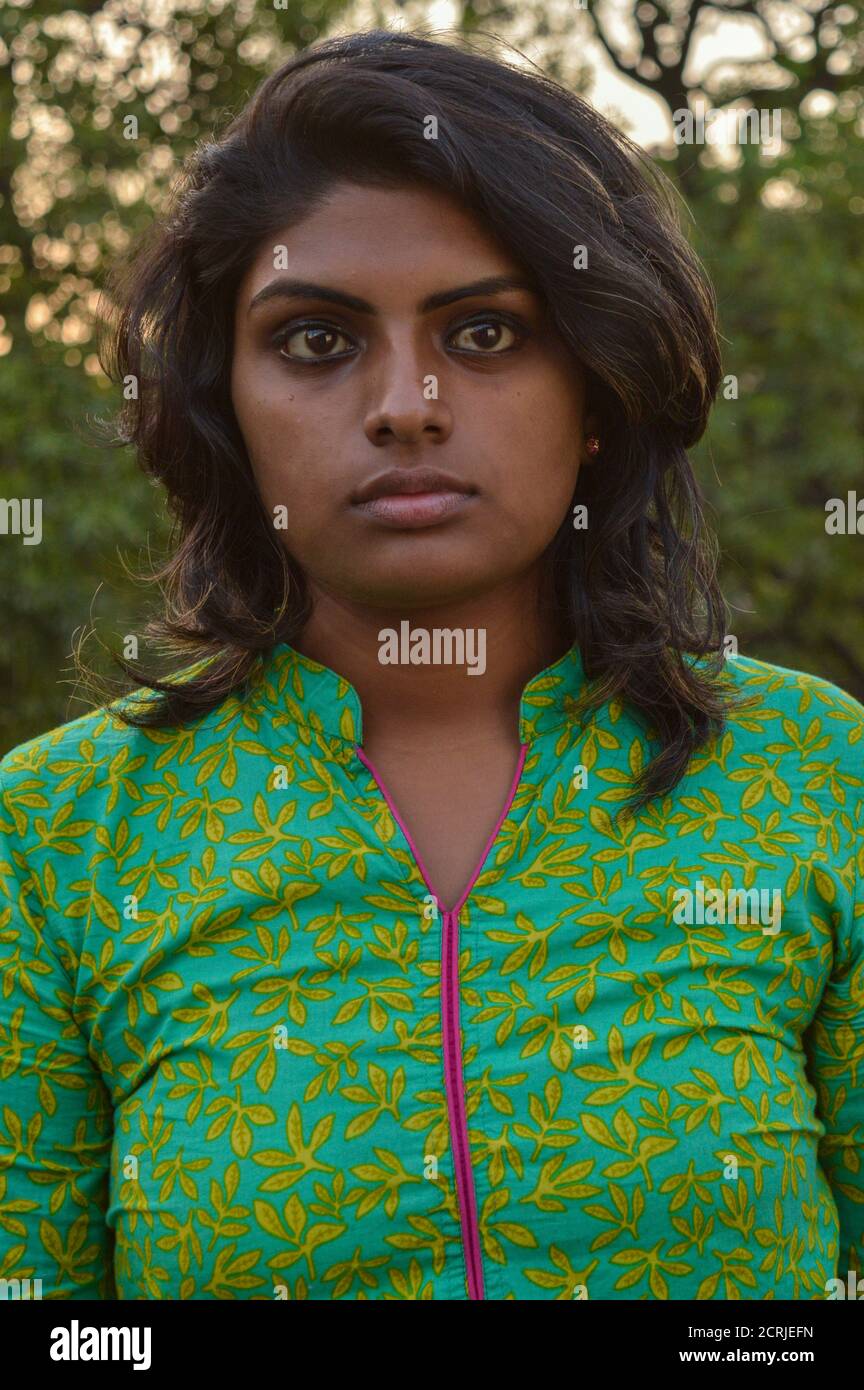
1, 28, 861, 1302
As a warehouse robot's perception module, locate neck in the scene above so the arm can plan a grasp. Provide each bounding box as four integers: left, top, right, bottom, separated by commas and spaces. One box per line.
293, 569, 571, 751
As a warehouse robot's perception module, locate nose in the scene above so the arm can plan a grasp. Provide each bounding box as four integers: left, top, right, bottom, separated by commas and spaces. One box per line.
362, 339, 454, 446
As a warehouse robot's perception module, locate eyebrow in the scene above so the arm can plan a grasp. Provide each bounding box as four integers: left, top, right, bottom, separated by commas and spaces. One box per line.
247, 275, 540, 316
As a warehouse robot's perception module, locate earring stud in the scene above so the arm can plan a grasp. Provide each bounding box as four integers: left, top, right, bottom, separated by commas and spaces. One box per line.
585, 434, 600, 456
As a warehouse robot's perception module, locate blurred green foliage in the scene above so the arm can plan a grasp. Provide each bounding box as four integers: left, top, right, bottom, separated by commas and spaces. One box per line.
1, 0, 862, 753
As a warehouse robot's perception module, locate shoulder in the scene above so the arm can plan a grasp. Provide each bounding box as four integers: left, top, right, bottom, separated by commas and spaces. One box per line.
0, 667, 254, 848
0, 701, 133, 803
688, 652, 864, 833
717, 651, 864, 754
720, 650, 863, 707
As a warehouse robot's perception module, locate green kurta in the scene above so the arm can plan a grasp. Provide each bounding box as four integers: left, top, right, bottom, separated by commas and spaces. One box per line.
1, 641, 862, 1300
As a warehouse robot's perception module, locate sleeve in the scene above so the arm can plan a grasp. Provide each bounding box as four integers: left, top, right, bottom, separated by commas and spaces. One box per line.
803, 777, 864, 1281
0, 765, 116, 1299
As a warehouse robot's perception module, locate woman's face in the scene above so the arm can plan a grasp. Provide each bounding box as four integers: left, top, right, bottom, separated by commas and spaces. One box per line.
231, 181, 595, 609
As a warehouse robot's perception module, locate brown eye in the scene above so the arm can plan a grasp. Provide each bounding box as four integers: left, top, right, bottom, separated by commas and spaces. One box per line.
279, 323, 354, 361
450, 319, 518, 353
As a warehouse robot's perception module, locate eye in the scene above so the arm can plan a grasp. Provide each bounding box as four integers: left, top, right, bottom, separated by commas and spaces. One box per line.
276, 320, 356, 362
448, 317, 522, 354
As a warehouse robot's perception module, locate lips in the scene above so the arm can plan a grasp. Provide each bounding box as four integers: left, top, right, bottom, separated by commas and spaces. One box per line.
351, 467, 476, 505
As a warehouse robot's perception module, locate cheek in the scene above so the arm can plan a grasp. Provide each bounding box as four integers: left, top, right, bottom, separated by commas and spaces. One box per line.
231, 358, 309, 509
483, 398, 581, 550
249, 452, 324, 539
492, 396, 582, 506
495, 357, 581, 442
231, 345, 303, 442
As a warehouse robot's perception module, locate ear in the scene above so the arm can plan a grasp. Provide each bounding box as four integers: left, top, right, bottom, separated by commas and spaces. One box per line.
581, 414, 602, 463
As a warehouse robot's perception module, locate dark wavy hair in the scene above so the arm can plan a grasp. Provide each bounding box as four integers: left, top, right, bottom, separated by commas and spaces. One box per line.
88, 25, 749, 817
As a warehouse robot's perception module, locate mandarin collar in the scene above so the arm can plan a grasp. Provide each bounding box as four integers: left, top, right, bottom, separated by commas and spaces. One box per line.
247, 639, 591, 746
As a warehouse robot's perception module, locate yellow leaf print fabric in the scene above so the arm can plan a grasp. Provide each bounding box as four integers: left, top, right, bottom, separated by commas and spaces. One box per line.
1, 641, 862, 1300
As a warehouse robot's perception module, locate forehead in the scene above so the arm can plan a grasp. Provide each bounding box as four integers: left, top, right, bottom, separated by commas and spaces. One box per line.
238, 181, 523, 303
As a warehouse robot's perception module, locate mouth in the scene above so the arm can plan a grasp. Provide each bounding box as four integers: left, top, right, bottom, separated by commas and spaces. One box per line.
350, 467, 479, 531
